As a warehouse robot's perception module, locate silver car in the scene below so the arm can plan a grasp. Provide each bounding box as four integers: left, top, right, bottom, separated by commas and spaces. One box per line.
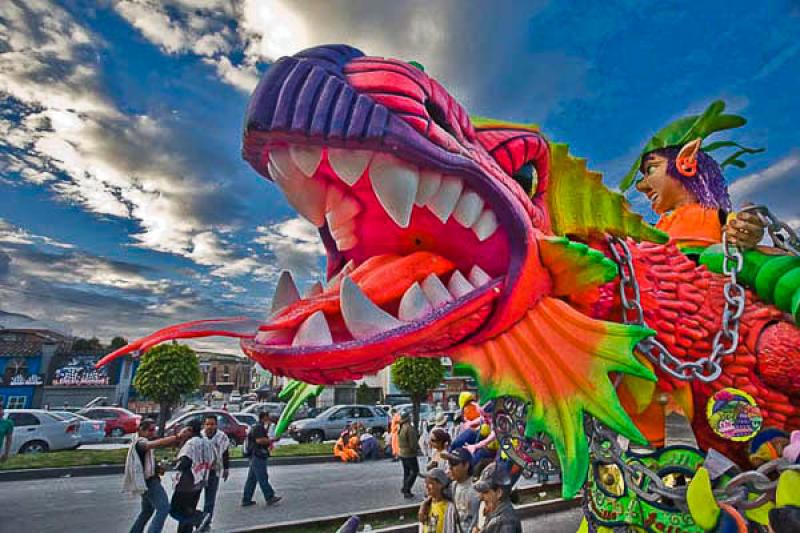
6, 409, 81, 454
288, 405, 389, 443
51, 411, 106, 445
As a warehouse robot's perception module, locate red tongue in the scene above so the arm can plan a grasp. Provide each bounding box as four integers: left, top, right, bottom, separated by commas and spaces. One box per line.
261, 252, 456, 331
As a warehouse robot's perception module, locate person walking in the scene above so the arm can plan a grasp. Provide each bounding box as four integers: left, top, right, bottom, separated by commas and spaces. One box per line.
0, 403, 14, 462
199, 414, 229, 531
241, 411, 282, 507
171, 420, 213, 533
397, 411, 421, 499
124, 419, 180, 533
473, 462, 521, 533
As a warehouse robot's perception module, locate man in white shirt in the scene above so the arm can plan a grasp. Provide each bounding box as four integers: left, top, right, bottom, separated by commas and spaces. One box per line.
200, 414, 230, 531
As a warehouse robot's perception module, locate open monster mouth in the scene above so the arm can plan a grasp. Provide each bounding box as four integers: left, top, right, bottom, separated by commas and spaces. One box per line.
246, 142, 510, 380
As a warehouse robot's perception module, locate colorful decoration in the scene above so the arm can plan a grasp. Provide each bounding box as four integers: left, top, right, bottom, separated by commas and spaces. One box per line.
96, 45, 800, 502
706, 388, 762, 441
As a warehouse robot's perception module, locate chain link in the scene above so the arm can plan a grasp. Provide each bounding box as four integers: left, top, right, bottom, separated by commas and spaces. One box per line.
740, 204, 800, 255
607, 234, 744, 383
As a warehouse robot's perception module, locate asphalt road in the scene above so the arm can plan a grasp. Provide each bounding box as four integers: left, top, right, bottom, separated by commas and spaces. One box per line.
0, 458, 575, 532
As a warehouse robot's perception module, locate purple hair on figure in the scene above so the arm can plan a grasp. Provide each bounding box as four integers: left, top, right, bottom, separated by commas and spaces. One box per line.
642, 146, 732, 212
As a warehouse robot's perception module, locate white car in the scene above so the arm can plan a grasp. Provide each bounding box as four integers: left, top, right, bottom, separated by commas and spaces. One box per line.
6, 409, 81, 454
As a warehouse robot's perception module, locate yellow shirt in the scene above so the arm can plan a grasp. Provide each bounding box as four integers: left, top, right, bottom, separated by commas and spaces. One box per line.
423, 499, 448, 533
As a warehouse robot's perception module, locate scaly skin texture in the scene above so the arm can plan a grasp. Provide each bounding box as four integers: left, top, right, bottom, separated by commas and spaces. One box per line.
594, 240, 800, 465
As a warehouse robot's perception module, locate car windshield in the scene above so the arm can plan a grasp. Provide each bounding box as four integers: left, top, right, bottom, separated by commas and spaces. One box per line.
317, 406, 342, 418
52, 411, 87, 421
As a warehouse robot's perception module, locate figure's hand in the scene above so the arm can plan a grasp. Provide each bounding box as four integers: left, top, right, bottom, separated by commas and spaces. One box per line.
726, 208, 765, 250
222, 468, 229, 481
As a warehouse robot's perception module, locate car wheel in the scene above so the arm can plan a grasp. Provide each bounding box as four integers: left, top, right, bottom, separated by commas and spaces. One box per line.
20, 440, 49, 454
110, 428, 125, 437
307, 430, 325, 444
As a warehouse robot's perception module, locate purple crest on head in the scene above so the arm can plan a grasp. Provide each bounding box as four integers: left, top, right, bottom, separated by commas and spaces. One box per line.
643, 146, 732, 212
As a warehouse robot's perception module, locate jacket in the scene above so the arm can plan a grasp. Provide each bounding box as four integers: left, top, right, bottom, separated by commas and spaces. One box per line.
397, 421, 420, 458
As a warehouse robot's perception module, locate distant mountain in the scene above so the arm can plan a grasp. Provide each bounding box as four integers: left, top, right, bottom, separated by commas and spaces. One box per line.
0, 309, 71, 335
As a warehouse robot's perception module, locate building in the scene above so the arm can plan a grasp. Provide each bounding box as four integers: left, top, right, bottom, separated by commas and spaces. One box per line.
0, 329, 71, 409
197, 351, 253, 396
41, 351, 133, 410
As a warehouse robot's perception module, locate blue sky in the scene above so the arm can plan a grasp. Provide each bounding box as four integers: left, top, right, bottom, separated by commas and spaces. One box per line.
1, 0, 798, 350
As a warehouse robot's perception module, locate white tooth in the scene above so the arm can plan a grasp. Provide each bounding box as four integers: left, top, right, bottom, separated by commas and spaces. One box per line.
369, 153, 419, 228
329, 218, 355, 241
304, 281, 324, 297
415, 170, 441, 206
335, 233, 358, 251
468, 265, 492, 287
421, 273, 453, 307
326, 260, 355, 289
398, 282, 433, 321
292, 310, 333, 346
428, 176, 463, 223
453, 190, 484, 227
325, 192, 361, 228
472, 209, 498, 241
289, 145, 322, 177
269, 149, 327, 226
328, 148, 372, 186
340, 277, 402, 339
447, 270, 475, 298
271, 270, 300, 314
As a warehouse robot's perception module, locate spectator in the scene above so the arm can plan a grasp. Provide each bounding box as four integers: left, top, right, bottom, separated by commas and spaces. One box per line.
427, 428, 452, 471
360, 429, 379, 460
418, 468, 458, 533
241, 411, 282, 507
398, 411, 421, 499
444, 448, 480, 533
171, 420, 213, 533
390, 410, 401, 461
0, 403, 14, 462
334, 430, 359, 463
200, 415, 229, 531
124, 418, 180, 533
473, 463, 521, 533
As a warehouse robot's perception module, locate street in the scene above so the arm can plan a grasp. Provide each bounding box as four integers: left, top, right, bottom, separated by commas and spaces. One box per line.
0, 458, 581, 532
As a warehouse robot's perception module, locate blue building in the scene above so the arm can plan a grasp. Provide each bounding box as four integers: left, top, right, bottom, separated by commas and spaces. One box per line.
0, 329, 70, 409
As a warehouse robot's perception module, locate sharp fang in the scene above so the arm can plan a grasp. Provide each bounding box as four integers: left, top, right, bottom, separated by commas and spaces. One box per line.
292, 310, 333, 346
472, 209, 498, 241
415, 170, 441, 207
328, 148, 371, 186
340, 277, 402, 339
269, 149, 327, 226
468, 265, 491, 287
335, 233, 358, 251
369, 154, 419, 228
304, 281, 324, 297
421, 273, 454, 307
398, 282, 433, 321
271, 270, 300, 314
447, 270, 475, 298
427, 176, 463, 223
325, 193, 361, 228
330, 218, 355, 241
326, 259, 355, 289
453, 190, 484, 227
289, 145, 323, 177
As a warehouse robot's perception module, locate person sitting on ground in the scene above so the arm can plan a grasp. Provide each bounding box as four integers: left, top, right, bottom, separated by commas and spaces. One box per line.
334, 430, 359, 463
418, 468, 459, 533
443, 447, 481, 533
171, 420, 214, 533
473, 462, 521, 533
360, 428, 379, 460
427, 428, 452, 471
348, 430, 362, 461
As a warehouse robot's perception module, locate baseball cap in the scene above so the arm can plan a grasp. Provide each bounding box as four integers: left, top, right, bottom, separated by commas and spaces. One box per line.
442, 447, 473, 466
473, 462, 512, 492
424, 467, 450, 487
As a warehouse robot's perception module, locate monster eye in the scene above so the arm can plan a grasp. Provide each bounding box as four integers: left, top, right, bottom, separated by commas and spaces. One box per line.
512, 162, 538, 197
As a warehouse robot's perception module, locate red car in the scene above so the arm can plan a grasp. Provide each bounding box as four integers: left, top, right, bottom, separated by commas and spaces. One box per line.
80, 407, 141, 437
165, 410, 248, 445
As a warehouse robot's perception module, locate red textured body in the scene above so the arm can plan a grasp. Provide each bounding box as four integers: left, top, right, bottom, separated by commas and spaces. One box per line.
595, 240, 800, 464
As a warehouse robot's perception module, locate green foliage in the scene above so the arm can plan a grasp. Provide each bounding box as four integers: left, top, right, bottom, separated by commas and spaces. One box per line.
391, 357, 445, 398
109, 336, 128, 350
72, 337, 103, 352
356, 383, 381, 405
133, 344, 202, 404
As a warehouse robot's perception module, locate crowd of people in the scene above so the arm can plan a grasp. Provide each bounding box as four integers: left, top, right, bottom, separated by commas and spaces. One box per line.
333, 422, 381, 462
124, 410, 281, 533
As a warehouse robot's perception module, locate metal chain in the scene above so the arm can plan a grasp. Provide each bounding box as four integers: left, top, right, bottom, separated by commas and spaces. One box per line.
607, 234, 745, 383
740, 204, 800, 255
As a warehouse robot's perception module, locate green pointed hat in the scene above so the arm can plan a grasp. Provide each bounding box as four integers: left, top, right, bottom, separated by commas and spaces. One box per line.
619, 100, 763, 192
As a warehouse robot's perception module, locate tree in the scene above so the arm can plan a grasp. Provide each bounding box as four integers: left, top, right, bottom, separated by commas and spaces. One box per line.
109, 336, 128, 350
133, 344, 202, 436
73, 337, 103, 352
356, 383, 380, 405
390, 357, 445, 430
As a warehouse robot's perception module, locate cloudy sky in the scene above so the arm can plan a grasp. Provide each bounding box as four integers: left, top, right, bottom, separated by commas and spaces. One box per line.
1, 0, 798, 351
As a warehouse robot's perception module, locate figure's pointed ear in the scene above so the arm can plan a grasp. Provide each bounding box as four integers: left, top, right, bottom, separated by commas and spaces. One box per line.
676, 138, 702, 177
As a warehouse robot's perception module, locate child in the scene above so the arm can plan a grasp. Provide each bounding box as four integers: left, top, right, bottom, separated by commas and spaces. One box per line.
427, 428, 452, 471
418, 468, 458, 533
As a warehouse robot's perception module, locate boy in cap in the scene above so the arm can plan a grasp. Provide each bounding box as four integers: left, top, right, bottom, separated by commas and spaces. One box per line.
473, 462, 521, 533
418, 467, 458, 533
444, 448, 480, 533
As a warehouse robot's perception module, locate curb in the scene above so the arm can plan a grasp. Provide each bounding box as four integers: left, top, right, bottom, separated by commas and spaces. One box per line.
223, 485, 574, 533
0, 455, 337, 482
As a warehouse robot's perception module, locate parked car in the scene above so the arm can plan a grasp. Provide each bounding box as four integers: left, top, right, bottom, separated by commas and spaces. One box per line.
288, 405, 389, 443
79, 407, 141, 437
165, 410, 248, 445
241, 402, 285, 417
395, 403, 435, 422
232, 412, 259, 428
6, 409, 81, 454
51, 411, 106, 445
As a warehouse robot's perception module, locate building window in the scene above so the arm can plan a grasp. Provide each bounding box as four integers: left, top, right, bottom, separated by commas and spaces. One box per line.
7, 396, 27, 409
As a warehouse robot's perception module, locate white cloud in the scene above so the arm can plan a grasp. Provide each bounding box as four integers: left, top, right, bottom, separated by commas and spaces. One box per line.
254, 217, 325, 281
729, 151, 800, 231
